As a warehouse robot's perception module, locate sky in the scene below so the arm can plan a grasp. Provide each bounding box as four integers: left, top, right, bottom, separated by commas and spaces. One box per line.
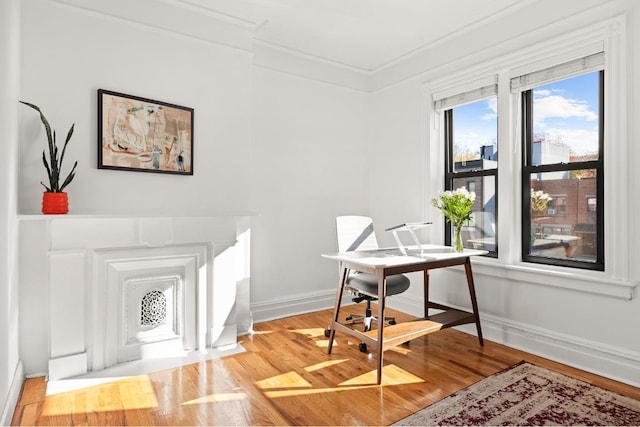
453, 71, 600, 159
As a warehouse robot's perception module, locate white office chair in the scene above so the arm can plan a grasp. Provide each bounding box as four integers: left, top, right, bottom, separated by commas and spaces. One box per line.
332, 216, 411, 343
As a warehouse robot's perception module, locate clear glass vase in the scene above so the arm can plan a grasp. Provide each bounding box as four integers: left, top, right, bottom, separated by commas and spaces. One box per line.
453, 225, 464, 252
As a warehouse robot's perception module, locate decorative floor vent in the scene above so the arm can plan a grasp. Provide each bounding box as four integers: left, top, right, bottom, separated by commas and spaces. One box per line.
123, 274, 183, 350
140, 290, 167, 327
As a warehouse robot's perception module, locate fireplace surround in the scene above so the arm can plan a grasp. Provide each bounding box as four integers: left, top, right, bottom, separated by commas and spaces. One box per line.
19, 215, 252, 380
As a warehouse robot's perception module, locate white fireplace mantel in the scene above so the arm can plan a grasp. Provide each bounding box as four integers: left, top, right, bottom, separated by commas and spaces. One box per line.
18, 214, 253, 380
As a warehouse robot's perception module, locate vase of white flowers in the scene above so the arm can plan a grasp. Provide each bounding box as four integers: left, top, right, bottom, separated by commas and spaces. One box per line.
432, 187, 476, 252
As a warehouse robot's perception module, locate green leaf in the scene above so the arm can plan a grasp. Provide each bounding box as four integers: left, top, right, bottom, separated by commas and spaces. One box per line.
21, 101, 76, 192
41, 150, 52, 182
59, 161, 78, 193
59, 123, 75, 176
40, 181, 52, 192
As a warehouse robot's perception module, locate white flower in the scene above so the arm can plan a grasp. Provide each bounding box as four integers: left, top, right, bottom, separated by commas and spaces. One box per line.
531, 189, 552, 212
432, 186, 476, 227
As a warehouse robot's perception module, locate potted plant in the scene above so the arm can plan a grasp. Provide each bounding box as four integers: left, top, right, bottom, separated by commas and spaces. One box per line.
20, 101, 77, 214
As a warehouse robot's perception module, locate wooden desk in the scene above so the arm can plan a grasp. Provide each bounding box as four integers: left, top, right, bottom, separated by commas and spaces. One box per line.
322, 245, 487, 384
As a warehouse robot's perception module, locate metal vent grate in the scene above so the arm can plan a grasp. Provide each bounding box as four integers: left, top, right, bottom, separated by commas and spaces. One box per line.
140, 290, 167, 327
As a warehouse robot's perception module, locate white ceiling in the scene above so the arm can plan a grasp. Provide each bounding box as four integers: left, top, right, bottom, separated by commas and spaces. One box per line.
176, 0, 529, 71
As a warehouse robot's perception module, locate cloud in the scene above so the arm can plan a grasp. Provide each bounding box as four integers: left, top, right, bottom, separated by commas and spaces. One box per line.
534, 94, 597, 122
544, 127, 599, 155
486, 98, 497, 113
481, 98, 497, 121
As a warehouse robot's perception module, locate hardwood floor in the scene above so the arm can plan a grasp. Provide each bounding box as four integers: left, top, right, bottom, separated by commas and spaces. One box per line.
12, 307, 640, 426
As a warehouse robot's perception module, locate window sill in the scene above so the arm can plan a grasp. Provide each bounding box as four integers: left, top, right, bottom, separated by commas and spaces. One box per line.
466, 256, 636, 300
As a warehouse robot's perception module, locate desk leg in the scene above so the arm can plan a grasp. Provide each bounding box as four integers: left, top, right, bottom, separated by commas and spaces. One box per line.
327, 266, 348, 354
376, 270, 386, 385
423, 269, 430, 318
464, 257, 484, 346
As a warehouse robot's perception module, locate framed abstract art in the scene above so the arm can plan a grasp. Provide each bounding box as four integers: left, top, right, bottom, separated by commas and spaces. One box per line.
98, 89, 194, 175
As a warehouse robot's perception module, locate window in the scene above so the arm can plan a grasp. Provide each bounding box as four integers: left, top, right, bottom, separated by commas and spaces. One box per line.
467, 181, 476, 193
546, 195, 566, 216
444, 97, 498, 256
428, 16, 631, 297
520, 68, 604, 270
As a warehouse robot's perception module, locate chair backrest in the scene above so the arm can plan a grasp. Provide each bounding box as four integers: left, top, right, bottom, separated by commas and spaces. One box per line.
336, 216, 379, 252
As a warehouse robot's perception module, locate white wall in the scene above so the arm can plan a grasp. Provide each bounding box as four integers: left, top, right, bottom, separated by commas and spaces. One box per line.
17, 0, 257, 380
0, 0, 22, 423
19, 0, 253, 216
370, 0, 640, 386
17, 0, 372, 370
250, 66, 370, 321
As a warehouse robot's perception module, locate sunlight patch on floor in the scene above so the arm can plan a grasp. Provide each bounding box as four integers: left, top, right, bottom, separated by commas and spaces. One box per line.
339, 364, 425, 386
46, 345, 245, 396
256, 363, 425, 399
41, 375, 159, 416
291, 328, 326, 338
313, 339, 335, 348
255, 371, 312, 390
262, 385, 376, 398
182, 392, 248, 405
249, 330, 273, 335
304, 359, 349, 372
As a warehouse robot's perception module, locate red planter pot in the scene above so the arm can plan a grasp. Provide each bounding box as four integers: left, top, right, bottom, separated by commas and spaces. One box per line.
42, 192, 69, 214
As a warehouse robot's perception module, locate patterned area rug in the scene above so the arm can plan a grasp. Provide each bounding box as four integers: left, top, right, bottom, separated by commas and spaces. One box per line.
394, 361, 640, 426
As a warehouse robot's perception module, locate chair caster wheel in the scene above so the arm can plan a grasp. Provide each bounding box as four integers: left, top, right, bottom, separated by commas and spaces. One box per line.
359, 342, 367, 353
389, 319, 396, 325
324, 329, 331, 337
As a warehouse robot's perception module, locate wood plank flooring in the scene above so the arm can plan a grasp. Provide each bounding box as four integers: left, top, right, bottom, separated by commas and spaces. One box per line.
12, 307, 640, 426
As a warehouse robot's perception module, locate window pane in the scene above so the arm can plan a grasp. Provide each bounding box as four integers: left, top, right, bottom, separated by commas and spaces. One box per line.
532, 72, 600, 165
452, 98, 497, 172
453, 175, 496, 252
529, 170, 597, 262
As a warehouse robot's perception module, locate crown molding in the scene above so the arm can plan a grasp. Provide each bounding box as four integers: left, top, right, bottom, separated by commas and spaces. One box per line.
252, 39, 372, 92
371, 0, 627, 92
49, 0, 255, 54
166, 0, 257, 28
371, 0, 537, 75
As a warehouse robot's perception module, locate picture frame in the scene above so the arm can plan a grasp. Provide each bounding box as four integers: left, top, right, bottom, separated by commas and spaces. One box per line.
98, 89, 194, 175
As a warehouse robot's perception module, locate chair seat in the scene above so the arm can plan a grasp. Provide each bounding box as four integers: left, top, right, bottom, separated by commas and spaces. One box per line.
347, 273, 410, 297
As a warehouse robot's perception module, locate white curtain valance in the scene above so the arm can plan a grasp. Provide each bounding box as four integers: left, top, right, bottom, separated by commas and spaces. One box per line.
510, 52, 604, 92
432, 75, 498, 111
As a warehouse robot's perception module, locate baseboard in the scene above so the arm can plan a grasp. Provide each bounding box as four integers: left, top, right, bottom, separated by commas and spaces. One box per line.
390, 294, 640, 388
48, 353, 87, 381
1, 360, 24, 427
251, 289, 351, 324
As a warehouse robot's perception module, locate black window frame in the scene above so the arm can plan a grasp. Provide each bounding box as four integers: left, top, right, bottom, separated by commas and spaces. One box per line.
521, 70, 604, 271
444, 108, 498, 258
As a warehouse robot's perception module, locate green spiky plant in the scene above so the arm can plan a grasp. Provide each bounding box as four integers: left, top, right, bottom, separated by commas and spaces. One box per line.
20, 101, 77, 193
